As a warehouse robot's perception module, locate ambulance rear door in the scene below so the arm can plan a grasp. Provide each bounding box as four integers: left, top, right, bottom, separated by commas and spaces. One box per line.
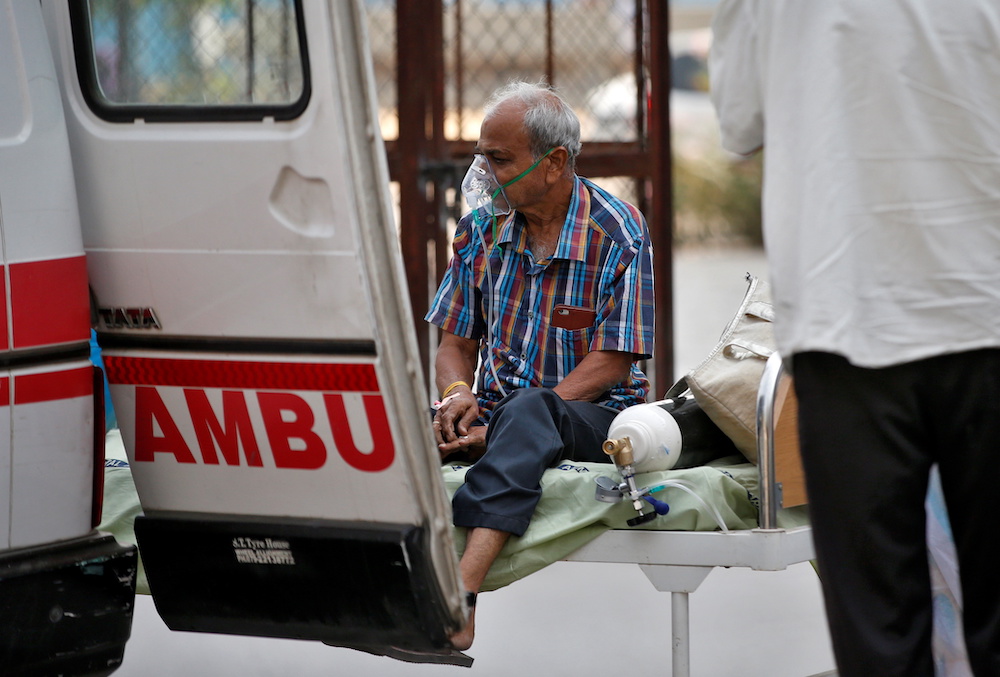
41, 0, 465, 655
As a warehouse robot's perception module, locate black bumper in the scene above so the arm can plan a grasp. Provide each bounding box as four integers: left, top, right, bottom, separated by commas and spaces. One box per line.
0, 532, 138, 677
135, 512, 459, 653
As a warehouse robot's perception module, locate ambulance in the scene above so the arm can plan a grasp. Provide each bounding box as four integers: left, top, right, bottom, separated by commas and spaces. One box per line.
1, 1, 465, 673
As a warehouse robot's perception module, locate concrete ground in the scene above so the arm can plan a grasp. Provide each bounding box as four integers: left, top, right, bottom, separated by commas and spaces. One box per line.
114, 246, 839, 677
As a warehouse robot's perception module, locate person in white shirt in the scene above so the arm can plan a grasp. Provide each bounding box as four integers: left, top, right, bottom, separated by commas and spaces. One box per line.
710, 2, 1000, 675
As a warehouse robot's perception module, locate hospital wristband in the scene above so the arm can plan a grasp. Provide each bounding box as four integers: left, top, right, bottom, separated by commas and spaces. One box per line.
441, 380, 470, 399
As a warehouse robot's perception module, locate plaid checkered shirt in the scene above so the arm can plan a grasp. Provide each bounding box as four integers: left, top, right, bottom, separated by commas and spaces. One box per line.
426, 176, 655, 419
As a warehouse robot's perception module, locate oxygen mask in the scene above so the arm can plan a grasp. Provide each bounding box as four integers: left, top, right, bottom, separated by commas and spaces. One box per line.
461, 154, 511, 217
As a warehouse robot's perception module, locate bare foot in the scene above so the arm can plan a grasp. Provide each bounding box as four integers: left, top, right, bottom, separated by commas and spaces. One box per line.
451, 527, 505, 651
449, 606, 476, 651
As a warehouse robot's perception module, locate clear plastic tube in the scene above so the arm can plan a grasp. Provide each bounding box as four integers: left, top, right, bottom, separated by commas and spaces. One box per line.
469, 210, 508, 398
645, 479, 731, 533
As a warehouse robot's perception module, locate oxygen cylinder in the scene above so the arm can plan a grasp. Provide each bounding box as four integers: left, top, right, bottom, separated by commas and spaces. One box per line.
604, 395, 740, 473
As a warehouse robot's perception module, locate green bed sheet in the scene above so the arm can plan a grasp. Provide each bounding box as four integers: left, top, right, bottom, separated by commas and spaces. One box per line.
98, 430, 808, 595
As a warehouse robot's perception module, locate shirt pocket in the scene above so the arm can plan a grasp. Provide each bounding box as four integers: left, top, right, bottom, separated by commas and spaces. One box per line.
549, 325, 596, 360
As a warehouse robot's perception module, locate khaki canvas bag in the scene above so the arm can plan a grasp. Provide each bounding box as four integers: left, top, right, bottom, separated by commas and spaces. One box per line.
666, 273, 775, 464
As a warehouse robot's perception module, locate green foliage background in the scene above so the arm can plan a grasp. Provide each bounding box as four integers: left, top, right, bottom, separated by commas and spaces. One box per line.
673, 150, 763, 247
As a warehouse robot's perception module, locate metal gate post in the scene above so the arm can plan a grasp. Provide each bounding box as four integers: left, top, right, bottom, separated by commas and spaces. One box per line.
396, 0, 446, 380
647, 0, 675, 394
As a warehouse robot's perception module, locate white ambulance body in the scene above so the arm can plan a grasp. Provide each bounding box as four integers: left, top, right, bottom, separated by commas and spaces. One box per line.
2, 0, 465, 671
0, 2, 137, 674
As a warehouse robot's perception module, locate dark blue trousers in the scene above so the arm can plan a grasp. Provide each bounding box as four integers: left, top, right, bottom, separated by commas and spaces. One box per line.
451, 388, 617, 537
794, 349, 1000, 677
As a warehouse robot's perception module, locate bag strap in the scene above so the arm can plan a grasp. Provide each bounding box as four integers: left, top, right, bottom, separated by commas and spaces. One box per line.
745, 301, 774, 322
663, 273, 774, 398
722, 339, 773, 361
664, 375, 690, 399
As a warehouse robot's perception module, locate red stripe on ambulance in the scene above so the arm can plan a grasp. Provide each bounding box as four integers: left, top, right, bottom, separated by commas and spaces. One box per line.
105, 357, 395, 473
103, 356, 379, 391
0, 274, 7, 351
0, 368, 93, 408
5, 257, 90, 350
15, 367, 93, 404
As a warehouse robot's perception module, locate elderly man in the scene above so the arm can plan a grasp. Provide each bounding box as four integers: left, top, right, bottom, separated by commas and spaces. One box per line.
425, 81, 655, 655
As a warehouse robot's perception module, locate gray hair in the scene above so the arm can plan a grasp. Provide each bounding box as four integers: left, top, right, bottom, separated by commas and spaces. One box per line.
484, 81, 582, 169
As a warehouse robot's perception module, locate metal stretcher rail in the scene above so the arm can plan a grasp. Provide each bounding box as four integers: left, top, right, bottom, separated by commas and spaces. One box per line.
563, 353, 817, 677
757, 351, 787, 530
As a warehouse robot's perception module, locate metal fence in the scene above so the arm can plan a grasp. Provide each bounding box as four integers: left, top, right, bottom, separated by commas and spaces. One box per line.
366, 0, 643, 144
85, 0, 302, 107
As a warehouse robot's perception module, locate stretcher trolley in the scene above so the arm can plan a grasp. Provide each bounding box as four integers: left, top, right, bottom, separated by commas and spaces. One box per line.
563, 353, 819, 677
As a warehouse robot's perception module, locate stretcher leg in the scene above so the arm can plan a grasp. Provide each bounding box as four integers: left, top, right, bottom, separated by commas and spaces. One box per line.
638, 565, 713, 677
672, 591, 690, 677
